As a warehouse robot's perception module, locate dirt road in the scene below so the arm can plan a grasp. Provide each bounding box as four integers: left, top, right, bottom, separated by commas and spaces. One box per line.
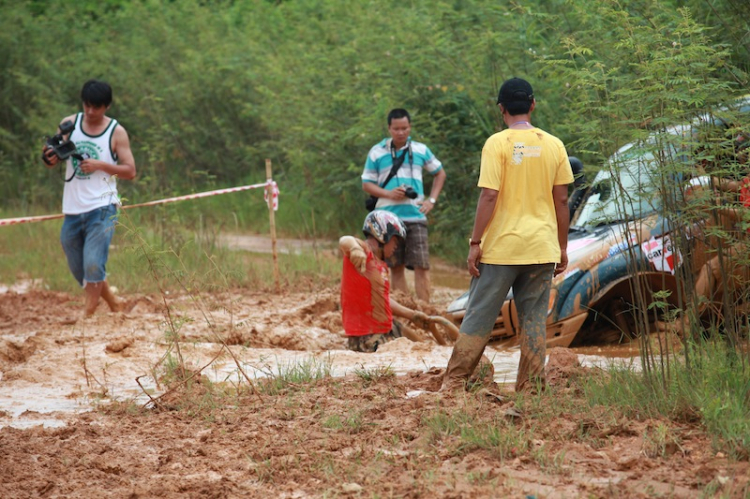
1, 283, 747, 497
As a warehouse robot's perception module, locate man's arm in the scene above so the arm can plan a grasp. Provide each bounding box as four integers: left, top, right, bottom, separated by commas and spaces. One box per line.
390, 297, 434, 332
389, 298, 416, 319
711, 176, 742, 194
419, 168, 446, 214
710, 175, 744, 227
339, 236, 368, 273
466, 187, 498, 277
362, 181, 407, 201
552, 184, 570, 276
78, 125, 136, 179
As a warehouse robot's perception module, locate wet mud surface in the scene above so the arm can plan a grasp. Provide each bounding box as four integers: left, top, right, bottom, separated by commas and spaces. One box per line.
1, 287, 748, 497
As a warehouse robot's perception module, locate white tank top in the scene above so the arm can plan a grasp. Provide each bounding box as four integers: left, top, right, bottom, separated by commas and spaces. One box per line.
62, 113, 121, 215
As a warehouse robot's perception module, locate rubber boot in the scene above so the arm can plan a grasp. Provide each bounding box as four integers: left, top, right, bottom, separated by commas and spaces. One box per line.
441, 333, 490, 392
515, 331, 547, 393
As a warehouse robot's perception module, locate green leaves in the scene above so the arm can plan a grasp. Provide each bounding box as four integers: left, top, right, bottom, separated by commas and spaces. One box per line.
1, 0, 748, 255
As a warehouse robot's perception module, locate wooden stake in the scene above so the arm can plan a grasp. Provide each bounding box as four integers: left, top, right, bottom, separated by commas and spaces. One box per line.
265, 159, 281, 293
311, 208, 319, 262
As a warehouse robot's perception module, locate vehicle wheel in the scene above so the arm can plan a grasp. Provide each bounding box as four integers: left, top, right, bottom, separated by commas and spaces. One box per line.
608, 298, 637, 341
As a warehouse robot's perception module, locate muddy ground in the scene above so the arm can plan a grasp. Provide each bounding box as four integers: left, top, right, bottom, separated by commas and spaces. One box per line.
1, 285, 748, 498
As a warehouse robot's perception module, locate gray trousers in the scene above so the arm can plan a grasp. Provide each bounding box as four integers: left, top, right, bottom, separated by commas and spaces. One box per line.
443, 263, 554, 392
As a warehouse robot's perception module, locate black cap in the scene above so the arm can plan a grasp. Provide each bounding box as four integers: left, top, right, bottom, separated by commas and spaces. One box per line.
497, 77, 534, 106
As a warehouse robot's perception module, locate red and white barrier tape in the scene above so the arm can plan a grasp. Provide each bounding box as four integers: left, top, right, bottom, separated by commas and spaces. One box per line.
0, 180, 279, 227
0, 213, 65, 227
263, 180, 279, 211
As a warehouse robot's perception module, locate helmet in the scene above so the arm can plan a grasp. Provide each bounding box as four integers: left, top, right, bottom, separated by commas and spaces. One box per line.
568, 156, 583, 175
362, 210, 407, 245
569, 156, 585, 187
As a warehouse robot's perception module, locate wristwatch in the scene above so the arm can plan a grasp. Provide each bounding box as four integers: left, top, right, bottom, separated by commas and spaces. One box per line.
428, 197, 437, 204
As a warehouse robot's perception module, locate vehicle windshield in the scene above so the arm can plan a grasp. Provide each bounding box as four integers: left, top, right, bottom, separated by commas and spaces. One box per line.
574, 144, 665, 228
574, 98, 750, 229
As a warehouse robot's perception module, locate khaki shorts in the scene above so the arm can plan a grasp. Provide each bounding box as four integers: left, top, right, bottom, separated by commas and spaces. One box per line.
388, 221, 429, 270
346, 321, 403, 353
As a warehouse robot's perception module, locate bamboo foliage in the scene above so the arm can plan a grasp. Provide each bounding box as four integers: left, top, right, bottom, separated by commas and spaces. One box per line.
0, 0, 747, 247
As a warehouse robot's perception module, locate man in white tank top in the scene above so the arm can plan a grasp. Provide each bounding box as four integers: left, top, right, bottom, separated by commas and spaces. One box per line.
42, 80, 136, 318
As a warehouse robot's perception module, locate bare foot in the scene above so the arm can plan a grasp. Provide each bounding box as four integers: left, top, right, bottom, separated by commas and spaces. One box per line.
101, 282, 121, 313
106, 299, 122, 313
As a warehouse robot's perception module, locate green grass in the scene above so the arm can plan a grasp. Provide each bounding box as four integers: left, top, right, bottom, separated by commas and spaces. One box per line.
581, 339, 750, 459
255, 356, 333, 395
353, 364, 395, 386
422, 405, 530, 460
322, 411, 366, 434
0, 219, 75, 291
0, 205, 341, 294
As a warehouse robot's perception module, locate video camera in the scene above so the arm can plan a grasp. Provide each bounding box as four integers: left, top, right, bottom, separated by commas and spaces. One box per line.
42, 120, 82, 165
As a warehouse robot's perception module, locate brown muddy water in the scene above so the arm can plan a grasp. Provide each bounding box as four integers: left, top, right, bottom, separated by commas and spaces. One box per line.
0, 287, 639, 431
0, 242, 638, 430
0, 338, 636, 430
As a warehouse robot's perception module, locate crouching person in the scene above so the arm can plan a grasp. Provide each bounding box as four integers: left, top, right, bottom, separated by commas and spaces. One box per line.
339, 211, 411, 352
340, 211, 406, 352
340, 210, 459, 351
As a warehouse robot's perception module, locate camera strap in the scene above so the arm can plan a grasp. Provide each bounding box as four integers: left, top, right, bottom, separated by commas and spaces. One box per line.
379, 142, 411, 189
62, 162, 76, 182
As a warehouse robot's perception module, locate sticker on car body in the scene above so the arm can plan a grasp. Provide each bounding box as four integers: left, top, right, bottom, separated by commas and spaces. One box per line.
567, 238, 599, 254
641, 235, 681, 274
607, 232, 638, 257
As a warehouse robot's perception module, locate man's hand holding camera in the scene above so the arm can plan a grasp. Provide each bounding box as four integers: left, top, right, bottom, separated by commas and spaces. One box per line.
388, 185, 411, 201
388, 184, 436, 214
41, 120, 81, 168
42, 145, 60, 167
390, 184, 419, 200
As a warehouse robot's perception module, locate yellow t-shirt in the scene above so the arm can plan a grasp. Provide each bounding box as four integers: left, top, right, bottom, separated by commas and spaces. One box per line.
478, 127, 574, 264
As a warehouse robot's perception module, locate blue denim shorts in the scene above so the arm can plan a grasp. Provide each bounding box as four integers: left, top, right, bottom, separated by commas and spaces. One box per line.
60, 204, 118, 287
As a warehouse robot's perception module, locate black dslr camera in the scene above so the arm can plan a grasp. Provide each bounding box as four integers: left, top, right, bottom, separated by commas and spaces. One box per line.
403, 186, 418, 199
42, 120, 82, 165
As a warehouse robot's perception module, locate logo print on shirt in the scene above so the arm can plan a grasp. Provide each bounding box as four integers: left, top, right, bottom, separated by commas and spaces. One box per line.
512, 142, 543, 165
72, 142, 103, 178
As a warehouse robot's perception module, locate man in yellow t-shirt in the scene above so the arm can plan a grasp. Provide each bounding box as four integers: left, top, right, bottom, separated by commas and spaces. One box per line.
442, 77, 574, 393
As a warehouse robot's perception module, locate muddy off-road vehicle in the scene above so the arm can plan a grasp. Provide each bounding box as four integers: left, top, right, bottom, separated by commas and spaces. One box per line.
446, 98, 750, 347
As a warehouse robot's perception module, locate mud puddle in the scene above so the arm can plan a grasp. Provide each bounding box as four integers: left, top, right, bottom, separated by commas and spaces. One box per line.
0, 274, 639, 430
0, 339, 636, 430
2, 240, 745, 498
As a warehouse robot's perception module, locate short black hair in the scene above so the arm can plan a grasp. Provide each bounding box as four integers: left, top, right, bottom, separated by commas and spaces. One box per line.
81, 79, 113, 107
387, 108, 411, 125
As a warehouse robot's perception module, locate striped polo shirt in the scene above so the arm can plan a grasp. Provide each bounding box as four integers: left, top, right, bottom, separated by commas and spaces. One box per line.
361, 138, 443, 222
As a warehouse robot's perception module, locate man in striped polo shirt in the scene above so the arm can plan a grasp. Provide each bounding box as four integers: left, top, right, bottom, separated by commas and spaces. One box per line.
362, 108, 446, 303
